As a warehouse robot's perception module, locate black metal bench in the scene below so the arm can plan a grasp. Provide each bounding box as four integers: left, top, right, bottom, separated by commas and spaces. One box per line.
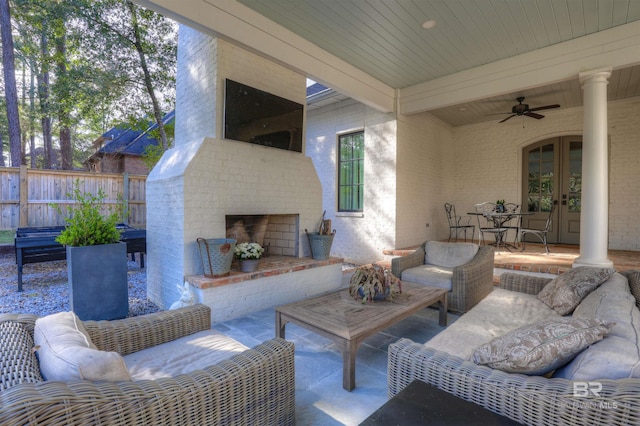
14, 225, 146, 292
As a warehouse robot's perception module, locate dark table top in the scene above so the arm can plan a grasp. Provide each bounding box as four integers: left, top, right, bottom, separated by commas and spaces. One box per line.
360, 379, 522, 426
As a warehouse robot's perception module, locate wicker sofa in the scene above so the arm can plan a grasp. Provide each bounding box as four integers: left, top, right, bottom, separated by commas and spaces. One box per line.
391, 241, 494, 313
388, 271, 640, 425
0, 304, 295, 425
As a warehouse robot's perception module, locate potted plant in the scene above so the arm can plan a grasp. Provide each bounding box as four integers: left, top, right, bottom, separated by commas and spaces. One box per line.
495, 199, 506, 213
234, 242, 264, 273
54, 180, 128, 321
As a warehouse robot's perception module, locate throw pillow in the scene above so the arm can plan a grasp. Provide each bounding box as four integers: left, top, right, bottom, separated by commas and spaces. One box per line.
537, 267, 614, 315
0, 321, 44, 390
34, 311, 131, 382
471, 318, 613, 375
622, 270, 640, 309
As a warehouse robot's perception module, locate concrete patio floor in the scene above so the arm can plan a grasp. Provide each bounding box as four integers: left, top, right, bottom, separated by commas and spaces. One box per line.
212, 242, 639, 425
213, 304, 459, 425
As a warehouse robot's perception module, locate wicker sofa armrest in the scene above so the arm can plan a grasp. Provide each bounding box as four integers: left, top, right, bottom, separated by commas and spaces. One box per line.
450, 245, 495, 312
391, 242, 426, 278
499, 272, 552, 295
388, 338, 639, 426
84, 304, 212, 355
0, 338, 295, 425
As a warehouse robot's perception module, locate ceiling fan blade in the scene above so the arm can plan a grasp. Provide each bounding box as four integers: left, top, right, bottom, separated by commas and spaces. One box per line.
485, 112, 513, 116
529, 104, 560, 112
524, 112, 545, 119
499, 114, 516, 123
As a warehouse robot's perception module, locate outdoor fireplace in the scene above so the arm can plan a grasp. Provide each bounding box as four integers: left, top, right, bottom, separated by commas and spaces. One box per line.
226, 214, 298, 256
145, 31, 342, 321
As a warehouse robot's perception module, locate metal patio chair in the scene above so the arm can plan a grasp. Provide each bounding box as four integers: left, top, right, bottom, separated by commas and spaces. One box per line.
518, 204, 555, 254
474, 202, 508, 249
444, 203, 475, 242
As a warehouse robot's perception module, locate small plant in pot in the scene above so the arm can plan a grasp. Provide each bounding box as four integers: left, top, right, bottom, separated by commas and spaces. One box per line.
54, 180, 128, 321
234, 242, 264, 273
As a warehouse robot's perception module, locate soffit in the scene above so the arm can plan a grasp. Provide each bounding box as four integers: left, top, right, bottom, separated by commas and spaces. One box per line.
239, 0, 640, 126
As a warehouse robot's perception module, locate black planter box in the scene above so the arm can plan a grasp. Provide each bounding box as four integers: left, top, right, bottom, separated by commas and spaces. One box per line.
67, 242, 129, 321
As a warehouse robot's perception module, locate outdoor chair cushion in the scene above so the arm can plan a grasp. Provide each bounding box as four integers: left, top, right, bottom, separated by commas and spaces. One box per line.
34, 311, 131, 382
554, 273, 640, 379
424, 241, 479, 268
401, 265, 453, 290
537, 266, 614, 315
124, 329, 249, 380
425, 288, 561, 360
471, 317, 612, 375
0, 321, 43, 390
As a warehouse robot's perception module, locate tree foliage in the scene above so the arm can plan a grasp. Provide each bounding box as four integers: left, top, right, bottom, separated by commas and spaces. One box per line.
0, 0, 176, 169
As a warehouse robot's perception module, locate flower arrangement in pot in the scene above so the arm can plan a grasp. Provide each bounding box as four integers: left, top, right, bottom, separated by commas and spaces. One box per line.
495, 199, 506, 213
234, 242, 265, 273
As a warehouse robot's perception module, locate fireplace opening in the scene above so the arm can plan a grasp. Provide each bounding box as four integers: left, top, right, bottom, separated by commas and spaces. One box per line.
225, 214, 299, 257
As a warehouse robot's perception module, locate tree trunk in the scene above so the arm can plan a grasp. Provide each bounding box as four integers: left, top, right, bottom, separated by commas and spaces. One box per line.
56, 31, 72, 170
0, 0, 23, 167
127, 0, 168, 151
29, 62, 36, 168
38, 28, 53, 169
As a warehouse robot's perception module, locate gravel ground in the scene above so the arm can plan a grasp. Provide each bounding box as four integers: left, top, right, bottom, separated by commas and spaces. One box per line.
0, 250, 160, 317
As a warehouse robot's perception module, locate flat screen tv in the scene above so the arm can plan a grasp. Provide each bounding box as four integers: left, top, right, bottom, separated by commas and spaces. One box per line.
223, 79, 304, 153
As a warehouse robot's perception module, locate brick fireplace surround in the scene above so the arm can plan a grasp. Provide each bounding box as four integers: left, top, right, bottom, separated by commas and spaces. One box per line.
145, 30, 343, 322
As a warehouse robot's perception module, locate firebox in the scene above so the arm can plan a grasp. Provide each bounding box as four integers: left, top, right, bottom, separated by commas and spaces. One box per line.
225, 214, 299, 257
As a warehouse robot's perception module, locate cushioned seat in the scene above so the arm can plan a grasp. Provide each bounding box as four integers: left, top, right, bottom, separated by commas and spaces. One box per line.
392, 241, 495, 313
400, 265, 454, 290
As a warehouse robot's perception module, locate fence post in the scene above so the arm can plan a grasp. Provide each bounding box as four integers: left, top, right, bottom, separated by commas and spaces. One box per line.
19, 165, 27, 227
122, 172, 129, 224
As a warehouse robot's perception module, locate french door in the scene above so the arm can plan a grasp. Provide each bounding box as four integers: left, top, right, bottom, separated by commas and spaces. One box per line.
521, 136, 582, 245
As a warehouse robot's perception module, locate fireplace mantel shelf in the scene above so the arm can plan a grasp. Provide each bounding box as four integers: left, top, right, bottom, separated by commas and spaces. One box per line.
186, 256, 344, 289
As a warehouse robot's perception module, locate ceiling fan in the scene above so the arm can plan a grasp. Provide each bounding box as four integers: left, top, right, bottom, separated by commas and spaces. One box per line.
494, 97, 560, 123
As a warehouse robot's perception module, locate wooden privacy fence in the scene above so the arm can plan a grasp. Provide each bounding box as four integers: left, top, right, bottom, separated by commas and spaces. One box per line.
0, 166, 147, 230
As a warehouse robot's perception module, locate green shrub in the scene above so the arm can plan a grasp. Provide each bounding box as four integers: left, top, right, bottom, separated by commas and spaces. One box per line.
54, 180, 123, 246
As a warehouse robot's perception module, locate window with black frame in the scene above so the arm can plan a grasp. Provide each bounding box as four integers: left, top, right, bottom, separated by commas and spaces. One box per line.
338, 131, 364, 212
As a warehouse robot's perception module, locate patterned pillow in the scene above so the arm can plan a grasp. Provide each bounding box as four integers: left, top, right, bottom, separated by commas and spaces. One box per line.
537, 267, 614, 315
471, 318, 613, 375
0, 321, 44, 390
622, 270, 640, 309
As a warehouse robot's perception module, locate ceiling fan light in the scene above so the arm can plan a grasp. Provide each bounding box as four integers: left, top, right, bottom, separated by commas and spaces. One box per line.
421, 19, 437, 29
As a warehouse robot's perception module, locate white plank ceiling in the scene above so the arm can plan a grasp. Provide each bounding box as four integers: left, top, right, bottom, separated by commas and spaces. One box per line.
238, 0, 640, 126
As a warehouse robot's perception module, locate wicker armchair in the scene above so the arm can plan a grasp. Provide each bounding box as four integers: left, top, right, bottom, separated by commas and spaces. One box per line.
391, 242, 494, 313
0, 305, 295, 426
387, 273, 640, 426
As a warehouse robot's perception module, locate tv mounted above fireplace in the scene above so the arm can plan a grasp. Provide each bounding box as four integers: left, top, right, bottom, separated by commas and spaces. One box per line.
223, 79, 304, 153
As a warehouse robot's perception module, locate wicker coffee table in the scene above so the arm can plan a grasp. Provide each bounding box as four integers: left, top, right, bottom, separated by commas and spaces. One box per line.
275, 283, 447, 391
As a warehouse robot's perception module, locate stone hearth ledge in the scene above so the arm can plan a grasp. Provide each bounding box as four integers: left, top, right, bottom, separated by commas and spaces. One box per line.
185, 256, 345, 323
186, 256, 344, 289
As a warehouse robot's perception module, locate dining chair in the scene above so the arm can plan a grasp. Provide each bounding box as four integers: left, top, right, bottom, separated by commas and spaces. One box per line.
444, 203, 475, 242
503, 203, 521, 244
474, 202, 508, 249
518, 204, 555, 254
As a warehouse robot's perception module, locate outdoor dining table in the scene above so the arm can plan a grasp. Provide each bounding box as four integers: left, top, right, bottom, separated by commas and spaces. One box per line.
467, 210, 533, 251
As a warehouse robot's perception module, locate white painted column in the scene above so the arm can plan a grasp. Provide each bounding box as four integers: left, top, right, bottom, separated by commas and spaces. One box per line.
574, 68, 613, 269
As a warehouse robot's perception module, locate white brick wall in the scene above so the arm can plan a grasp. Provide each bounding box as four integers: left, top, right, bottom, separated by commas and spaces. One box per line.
453, 100, 640, 250
307, 97, 639, 261
148, 27, 321, 309
175, 26, 218, 144
306, 99, 399, 264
